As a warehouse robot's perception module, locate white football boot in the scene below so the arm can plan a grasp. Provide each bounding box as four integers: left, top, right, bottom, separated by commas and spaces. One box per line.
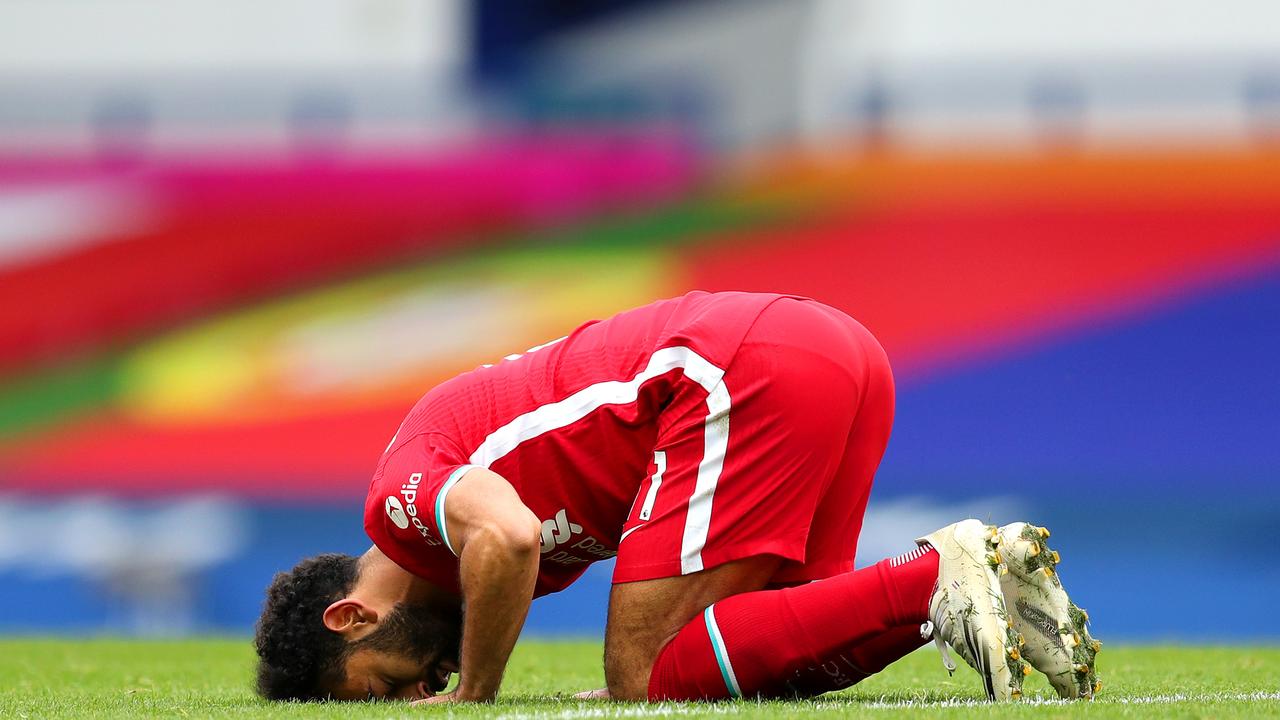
917, 519, 1028, 701
996, 522, 1101, 699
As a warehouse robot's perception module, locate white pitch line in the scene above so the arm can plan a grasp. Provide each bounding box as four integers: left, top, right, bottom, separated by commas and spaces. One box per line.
837, 691, 1280, 710
495, 704, 743, 720
493, 692, 1280, 719
1104, 691, 1280, 705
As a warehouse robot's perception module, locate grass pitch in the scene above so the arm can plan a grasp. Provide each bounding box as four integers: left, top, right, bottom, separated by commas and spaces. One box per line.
2, 639, 1277, 719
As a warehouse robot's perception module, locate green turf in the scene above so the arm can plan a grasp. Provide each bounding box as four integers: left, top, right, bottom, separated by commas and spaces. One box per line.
2, 639, 1277, 719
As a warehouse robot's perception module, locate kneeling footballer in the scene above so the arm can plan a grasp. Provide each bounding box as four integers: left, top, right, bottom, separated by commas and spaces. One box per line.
255, 291, 1099, 703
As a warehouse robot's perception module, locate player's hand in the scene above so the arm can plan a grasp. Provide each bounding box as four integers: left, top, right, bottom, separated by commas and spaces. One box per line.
447, 468, 541, 703
410, 690, 458, 706
573, 688, 611, 700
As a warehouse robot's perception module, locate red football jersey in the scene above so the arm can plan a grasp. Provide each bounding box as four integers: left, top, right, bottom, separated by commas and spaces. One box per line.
364, 291, 790, 596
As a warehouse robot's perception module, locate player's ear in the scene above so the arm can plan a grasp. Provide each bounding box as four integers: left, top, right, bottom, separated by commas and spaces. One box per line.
322, 598, 377, 635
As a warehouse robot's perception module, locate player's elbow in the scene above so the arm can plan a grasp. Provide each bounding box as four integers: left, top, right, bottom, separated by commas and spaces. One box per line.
509, 510, 544, 558
478, 508, 542, 560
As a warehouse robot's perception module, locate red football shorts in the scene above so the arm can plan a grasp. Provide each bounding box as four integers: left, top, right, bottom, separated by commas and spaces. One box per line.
613, 297, 895, 585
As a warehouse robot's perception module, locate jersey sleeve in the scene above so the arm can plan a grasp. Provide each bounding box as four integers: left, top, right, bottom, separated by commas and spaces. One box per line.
363, 433, 482, 593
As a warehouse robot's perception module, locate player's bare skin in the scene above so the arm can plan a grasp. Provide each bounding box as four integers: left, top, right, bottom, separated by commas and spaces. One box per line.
319, 549, 462, 701
422, 467, 542, 703
414, 465, 785, 702
601, 555, 784, 700
322, 467, 540, 704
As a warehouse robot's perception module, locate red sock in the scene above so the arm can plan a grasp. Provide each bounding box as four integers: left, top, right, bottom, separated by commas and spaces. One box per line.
648, 546, 938, 700
781, 623, 928, 698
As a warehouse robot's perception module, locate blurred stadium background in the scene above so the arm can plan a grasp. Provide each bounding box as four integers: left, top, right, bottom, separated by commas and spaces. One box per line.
1, 0, 1277, 642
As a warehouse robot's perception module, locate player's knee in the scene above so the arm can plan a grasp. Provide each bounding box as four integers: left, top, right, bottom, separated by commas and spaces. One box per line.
604, 640, 660, 701
605, 670, 649, 701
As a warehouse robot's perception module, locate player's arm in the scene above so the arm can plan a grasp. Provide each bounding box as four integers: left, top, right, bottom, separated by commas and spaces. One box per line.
439, 467, 541, 702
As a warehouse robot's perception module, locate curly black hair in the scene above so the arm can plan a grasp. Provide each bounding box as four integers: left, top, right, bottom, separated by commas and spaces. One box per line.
254, 553, 360, 701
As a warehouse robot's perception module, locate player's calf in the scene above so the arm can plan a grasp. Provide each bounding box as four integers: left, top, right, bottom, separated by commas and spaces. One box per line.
645, 548, 939, 700
605, 631, 665, 700
605, 556, 784, 700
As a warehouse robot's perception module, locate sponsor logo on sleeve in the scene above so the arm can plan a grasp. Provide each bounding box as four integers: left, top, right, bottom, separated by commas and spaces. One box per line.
385, 496, 410, 529
385, 472, 442, 547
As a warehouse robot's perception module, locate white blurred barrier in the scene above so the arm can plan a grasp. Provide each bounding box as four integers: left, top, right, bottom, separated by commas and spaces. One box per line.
4, 0, 1278, 152
0, 0, 471, 152
540, 0, 1280, 149
0, 496, 246, 634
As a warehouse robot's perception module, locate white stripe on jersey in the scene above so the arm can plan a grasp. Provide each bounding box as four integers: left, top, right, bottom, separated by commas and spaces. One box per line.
462, 345, 729, 575
467, 346, 725, 466
435, 464, 482, 556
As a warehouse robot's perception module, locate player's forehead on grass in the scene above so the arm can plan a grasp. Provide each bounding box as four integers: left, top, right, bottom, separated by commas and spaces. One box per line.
254, 551, 459, 702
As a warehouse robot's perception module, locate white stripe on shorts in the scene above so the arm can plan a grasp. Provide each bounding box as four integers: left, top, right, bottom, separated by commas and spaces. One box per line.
680, 378, 731, 574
